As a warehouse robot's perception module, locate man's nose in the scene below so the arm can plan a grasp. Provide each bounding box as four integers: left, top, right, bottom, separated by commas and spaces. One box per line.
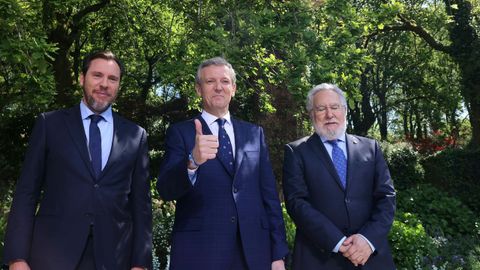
214, 81, 223, 91
325, 107, 335, 118
99, 77, 108, 88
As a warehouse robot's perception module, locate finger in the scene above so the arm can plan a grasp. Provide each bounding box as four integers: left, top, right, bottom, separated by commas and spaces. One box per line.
203, 135, 219, 142
194, 119, 203, 136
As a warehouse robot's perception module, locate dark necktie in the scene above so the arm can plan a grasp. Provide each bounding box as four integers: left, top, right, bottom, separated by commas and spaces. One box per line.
89, 114, 103, 179
328, 140, 347, 188
216, 118, 235, 175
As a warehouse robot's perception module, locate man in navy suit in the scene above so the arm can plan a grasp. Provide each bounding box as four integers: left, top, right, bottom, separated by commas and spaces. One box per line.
2, 51, 152, 270
283, 83, 396, 270
157, 57, 289, 270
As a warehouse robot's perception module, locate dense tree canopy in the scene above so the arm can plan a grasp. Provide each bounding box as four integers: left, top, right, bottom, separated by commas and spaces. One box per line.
1, 0, 477, 187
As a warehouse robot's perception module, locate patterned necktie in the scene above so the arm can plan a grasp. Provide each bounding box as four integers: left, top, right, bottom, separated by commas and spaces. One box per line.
328, 140, 347, 188
216, 118, 235, 175
89, 114, 103, 179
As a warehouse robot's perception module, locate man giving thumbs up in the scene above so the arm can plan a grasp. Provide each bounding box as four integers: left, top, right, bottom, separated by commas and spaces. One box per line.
156, 57, 289, 270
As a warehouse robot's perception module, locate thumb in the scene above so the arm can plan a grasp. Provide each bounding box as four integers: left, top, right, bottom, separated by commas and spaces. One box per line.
194, 119, 203, 136
343, 236, 353, 246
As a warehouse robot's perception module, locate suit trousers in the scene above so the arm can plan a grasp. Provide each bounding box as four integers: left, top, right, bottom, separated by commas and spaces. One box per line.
76, 227, 96, 270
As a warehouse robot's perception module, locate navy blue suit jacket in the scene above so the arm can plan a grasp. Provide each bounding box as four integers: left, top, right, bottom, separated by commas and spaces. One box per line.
157, 116, 289, 270
2, 105, 152, 270
283, 133, 396, 270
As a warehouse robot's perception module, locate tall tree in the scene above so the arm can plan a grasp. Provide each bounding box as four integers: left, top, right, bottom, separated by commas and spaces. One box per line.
381, 0, 480, 147
42, 0, 111, 107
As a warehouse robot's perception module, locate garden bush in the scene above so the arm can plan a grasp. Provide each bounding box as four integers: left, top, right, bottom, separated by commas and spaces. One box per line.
389, 212, 436, 270
380, 142, 424, 190
151, 198, 175, 270
397, 184, 477, 237
422, 148, 480, 212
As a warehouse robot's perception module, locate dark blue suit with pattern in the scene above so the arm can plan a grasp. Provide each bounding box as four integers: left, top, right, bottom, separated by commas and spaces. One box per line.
2, 105, 152, 270
283, 133, 396, 270
157, 116, 289, 270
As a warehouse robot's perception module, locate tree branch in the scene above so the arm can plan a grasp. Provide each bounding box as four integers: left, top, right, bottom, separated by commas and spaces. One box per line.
367, 14, 453, 55
72, 0, 110, 29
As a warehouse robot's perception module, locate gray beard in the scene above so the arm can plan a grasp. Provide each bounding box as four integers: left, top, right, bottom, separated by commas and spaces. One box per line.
314, 123, 347, 140
83, 90, 113, 114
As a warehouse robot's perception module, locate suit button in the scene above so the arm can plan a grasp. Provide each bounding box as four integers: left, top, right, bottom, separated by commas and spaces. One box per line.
233, 188, 238, 193
345, 198, 350, 204
231, 216, 236, 223
94, 184, 99, 188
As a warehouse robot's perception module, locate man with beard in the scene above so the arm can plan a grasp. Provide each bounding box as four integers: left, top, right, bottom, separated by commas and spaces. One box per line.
282, 83, 396, 270
2, 51, 152, 270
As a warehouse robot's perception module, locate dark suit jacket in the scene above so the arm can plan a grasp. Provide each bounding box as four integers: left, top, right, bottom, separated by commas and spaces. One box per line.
157, 116, 289, 270
2, 105, 152, 270
283, 133, 396, 270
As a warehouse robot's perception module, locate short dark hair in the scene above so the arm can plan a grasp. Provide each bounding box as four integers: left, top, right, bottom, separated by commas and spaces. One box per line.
81, 50, 125, 80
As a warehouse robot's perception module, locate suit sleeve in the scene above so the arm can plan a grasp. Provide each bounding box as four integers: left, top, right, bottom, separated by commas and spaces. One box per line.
130, 128, 153, 269
3, 114, 47, 265
156, 124, 194, 201
282, 143, 345, 252
258, 127, 289, 261
357, 141, 396, 252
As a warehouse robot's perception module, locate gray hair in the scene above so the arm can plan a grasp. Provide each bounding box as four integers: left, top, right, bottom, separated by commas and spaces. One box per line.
195, 57, 236, 85
306, 83, 347, 112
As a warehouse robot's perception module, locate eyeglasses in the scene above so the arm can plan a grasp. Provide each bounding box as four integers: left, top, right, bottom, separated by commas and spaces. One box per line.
313, 104, 345, 113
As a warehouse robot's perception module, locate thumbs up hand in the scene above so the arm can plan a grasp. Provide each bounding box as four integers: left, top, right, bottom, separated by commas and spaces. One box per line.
189, 119, 218, 169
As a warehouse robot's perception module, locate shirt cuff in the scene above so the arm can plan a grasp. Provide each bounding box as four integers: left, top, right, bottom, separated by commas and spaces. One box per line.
187, 168, 198, 185
333, 236, 347, 253
359, 234, 375, 252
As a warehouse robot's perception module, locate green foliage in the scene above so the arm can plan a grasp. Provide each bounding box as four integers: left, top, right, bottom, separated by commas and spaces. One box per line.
281, 202, 296, 251
152, 199, 175, 270
422, 148, 480, 212
380, 142, 424, 190
0, 0, 57, 189
389, 212, 436, 270
0, 187, 13, 261
392, 184, 480, 270
397, 184, 477, 237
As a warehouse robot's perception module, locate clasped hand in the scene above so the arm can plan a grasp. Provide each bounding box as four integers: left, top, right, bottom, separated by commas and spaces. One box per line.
339, 234, 373, 266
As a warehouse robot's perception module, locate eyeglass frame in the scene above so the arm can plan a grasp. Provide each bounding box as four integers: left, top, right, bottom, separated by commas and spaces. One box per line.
312, 104, 347, 114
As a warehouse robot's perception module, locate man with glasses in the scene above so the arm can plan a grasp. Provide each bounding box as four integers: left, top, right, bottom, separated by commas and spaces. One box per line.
282, 83, 396, 269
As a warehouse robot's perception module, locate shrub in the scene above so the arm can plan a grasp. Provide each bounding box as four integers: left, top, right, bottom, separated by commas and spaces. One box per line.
282, 203, 296, 269
422, 148, 480, 212
389, 212, 436, 270
152, 199, 175, 270
380, 142, 424, 190
0, 188, 13, 262
397, 184, 477, 237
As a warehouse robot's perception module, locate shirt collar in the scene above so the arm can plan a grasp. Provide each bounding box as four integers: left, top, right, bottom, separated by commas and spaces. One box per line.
201, 110, 232, 126
80, 100, 113, 123
320, 133, 346, 144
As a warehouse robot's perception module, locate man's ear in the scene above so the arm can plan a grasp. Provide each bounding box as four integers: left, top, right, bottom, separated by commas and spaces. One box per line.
195, 84, 202, 97
79, 73, 85, 87
231, 83, 237, 97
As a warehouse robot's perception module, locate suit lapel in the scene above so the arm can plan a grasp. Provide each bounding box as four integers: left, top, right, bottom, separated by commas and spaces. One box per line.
64, 105, 96, 180
345, 134, 359, 191
306, 133, 345, 190
197, 115, 213, 135
232, 118, 245, 174
100, 113, 127, 179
